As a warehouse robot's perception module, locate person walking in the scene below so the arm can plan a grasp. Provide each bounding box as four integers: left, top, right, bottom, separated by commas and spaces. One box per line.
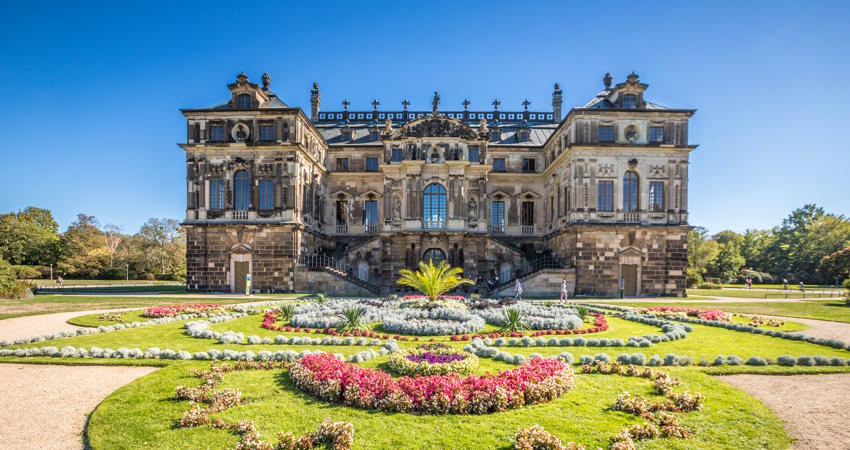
560, 279, 569, 302
782, 278, 788, 290
514, 279, 523, 300
799, 281, 805, 293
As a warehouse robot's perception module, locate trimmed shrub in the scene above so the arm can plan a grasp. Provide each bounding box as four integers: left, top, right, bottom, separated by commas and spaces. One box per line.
745, 356, 768, 366
726, 355, 744, 366
796, 356, 815, 366
776, 355, 796, 366
830, 357, 847, 367
648, 355, 662, 367
579, 355, 594, 365
814, 356, 831, 366
594, 353, 611, 363
712, 355, 725, 366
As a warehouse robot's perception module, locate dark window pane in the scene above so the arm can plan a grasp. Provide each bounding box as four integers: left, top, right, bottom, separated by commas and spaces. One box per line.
522, 158, 536, 172
493, 158, 506, 171
258, 179, 274, 210
623, 171, 639, 212
365, 157, 379, 171
468, 148, 479, 163
521, 201, 534, 226
649, 126, 663, 143
623, 94, 637, 109
423, 183, 447, 225
391, 148, 404, 162
364, 201, 378, 225
210, 179, 225, 209
597, 181, 613, 211
423, 248, 446, 264
210, 126, 226, 142
336, 158, 349, 171
260, 125, 275, 142
599, 126, 614, 143
649, 181, 664, 212
234, 170, 250, 210
237, 94, 252, 109
491, 201, 505, 227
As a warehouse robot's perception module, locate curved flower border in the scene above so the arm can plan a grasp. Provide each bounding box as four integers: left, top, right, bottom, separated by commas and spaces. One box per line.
289, 353, 574, 415
387, 344, 479, 376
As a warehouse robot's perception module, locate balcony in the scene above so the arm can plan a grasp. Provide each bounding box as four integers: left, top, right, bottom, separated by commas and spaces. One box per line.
335, 224, 349, 234
422, 220, 446, 231
521, 225, 536, 235
364, 224, 379, 234
623, 212, 640, 223
233, 210, 248, 220
489, 225, 505, 235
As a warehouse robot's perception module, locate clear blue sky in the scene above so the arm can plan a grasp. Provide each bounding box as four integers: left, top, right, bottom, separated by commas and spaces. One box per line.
1, 0, 848, 235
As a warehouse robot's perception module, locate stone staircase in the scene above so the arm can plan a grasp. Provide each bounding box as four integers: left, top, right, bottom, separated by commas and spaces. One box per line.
298, 254, 382, 295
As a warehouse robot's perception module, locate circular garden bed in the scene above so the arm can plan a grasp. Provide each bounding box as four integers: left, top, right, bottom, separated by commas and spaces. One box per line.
387, 343, 479, 376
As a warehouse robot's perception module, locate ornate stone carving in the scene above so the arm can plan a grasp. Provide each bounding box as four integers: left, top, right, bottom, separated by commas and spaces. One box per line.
625, 125, 639, 143
648, 165, 666, 178
431, 91, 440, 115
467, 198, 478, 224
382, 118, 393, 134
392, 195, 402, 222
598, 163, 615, 177
231, 123, 250, 143
395, 117, 479, 139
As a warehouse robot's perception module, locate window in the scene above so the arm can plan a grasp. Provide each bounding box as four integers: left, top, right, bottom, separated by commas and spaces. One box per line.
491, 200, 505, 230
365, 157, 379, 172
257, 180, 274, 210
468, 147, 479, 163
210, 179, 224, 209
522, 158, 536, 172
335, 200, 348, 224
622, 94, 637, 109
391, 148, 403, 162
364, 200, 378, 225
623, 171, 639, 212
649, 181, 664, 212
563, 186, 570, 214
597, 181, 613, 211
259, 124, 275, 142
649, 126, 663, 143
598, 126, 614, 143
234, 170, 250, 210
521, 201, 534, 226
423, 248, 446, 265
336, 158, 349, 171
423, 183, 447, 225
492, 158, 506, 172
237, 94, 252, 109
210, 125, 226, 142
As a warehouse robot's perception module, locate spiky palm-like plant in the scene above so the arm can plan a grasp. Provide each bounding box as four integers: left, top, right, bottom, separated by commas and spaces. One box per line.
337, 306, 369, 332
396, 260, 474, 302
278, 304, 296, 322
500, 308, 528, 333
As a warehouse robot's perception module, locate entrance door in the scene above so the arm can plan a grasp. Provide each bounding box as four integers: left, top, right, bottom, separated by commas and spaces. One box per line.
234, 261, 249, 293
622, 264, 637, 296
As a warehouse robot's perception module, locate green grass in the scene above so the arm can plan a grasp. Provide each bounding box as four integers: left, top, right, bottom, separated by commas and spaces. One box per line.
600, 300, 850, 324
686, 289, 841, 299
85, 362, 790, 450
729, 315, 808, 332
36, 285, 188, 295
66, 310, 150, 327
719, 283, 843, 290
29, 279, 183, 286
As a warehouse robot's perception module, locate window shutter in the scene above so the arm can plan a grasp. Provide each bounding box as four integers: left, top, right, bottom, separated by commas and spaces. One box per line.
590, 122, 599, 144
663, 122, 673, 144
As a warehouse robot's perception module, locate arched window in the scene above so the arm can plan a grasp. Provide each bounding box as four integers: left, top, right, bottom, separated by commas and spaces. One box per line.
423, 248, 446, 265
623, 171, 639, 212
423, 183, 447, 228
234, 170, 250, 210
237, 94, 252, 109
622, 94, 637, 109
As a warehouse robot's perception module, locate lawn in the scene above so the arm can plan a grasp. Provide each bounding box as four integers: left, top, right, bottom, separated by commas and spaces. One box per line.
600, 300, 850, 324
686, 289, 843, 300
5, 301, 850, 449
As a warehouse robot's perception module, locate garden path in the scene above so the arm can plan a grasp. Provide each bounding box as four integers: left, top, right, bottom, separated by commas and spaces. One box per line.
0, 308, 139, 342
768, 315, 850, 341
719, 373, 850, 450
0, 363, 157, 450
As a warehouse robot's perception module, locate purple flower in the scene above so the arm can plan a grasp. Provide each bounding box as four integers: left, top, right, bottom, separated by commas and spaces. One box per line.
406, 352, 467, 364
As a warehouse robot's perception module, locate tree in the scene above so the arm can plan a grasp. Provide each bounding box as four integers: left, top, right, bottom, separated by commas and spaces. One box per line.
396, 260, 473, 302
103, 224, 122, 270
138, 218, 181, 275
687, 227, 719, 286
708, 241, 745, 283
57, 213, 106, 278
0, 207, 60, 266
818, 246, 850, 284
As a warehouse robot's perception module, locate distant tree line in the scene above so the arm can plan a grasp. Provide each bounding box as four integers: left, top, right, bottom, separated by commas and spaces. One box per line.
688, 204, 850, 287
0, 206, 185, 284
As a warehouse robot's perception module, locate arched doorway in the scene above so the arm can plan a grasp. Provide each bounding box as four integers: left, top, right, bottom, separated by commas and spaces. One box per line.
357, 260, 369, 281
422, 248, 446, 265
499, 262, 512, 283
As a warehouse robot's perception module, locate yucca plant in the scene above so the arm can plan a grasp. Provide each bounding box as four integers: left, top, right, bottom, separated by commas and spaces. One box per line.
315, 293, 326, 304
396, 260, 474, 302
576, 305, 589, 322
500, 308, 528, 333
278, 304, 296, 323
337, 306, 369, 332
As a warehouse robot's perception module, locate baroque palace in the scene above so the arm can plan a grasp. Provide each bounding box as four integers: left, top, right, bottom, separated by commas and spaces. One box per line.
180, 72, 695, 296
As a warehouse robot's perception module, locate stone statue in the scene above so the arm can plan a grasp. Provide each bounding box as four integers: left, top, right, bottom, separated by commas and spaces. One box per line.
261, 73, 270, 90
383, 118, 393, 134
432, 91, 440, 114
604, 72, 613, 89
468, 198, 478, 221
392, 196, 401, 220
479, 118, 488, 135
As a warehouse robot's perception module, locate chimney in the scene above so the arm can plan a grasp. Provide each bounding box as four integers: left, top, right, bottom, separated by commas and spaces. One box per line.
310, 82, 320, 122
552, 82, 563, 121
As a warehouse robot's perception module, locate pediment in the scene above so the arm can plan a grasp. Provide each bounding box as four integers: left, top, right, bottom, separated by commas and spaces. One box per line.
230, 243, 253, 254
390, 116, 482, 140
356, 190, 383, 199
488, 190, 512, 199
518, 191, 541, 199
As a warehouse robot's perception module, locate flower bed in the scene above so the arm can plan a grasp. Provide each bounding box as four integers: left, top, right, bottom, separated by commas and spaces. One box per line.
476, 303, 583, 330
381, 308, 485, 335
402, 295, 465, 302
289, 353, 574, 414
142, 304, 227, 318
639, 306, 730, 322
387, 343, 479, 376
289, 301, 382, 329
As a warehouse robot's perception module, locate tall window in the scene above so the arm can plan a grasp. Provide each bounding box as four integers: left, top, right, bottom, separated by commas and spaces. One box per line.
365, 157, 379, 172
210, 179, 225, 209
521, 201, 535, 226
237, 94, 252, 109
649, 181, 664, 212
364, 200, 378, 225
335, 199, 348, 224
649, 126, 663, 143
259, 124, 275, 142
522, 158, 536, 172
336, 158, 349, 171
258, 180, 274, 210
391, 148, 404, 162
423, 183, 447, 225
234, 171, 250, 210
210, 125, 226, 142
468, 147, 479, 163
623, 171, 639, 212
563, 185, 570, 213
598, 126, 614, 143
423, 248, 446, 265
491, 200, 505, 231
492, 158, 506, 172
597, 181, 613, 211
622, 94, 637, 109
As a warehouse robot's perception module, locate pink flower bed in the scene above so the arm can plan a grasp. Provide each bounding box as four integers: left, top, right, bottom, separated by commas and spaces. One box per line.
645, 306, 730, 322
289, 353, 574, 414
452, 314, 609, 341
142, 304, 226, 318
401, 295, 466, 301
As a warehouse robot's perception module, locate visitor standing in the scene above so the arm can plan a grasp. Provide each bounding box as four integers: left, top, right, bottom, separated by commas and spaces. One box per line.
560, 279, 569, 302
494, 275, 500, 300
514, 279, 523, 300
782, 278, 788, 290
800, 281, 805, 293
56, 275, 63, 287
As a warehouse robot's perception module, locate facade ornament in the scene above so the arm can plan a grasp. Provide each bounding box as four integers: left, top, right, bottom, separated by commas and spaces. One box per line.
462, 99, 470, 110
392, 195, 402, 221
342, 99, 350, 111
431, 91, 440, 115
625, 125, 639, 143
522, 99, 531, 111
237, 72, 248, 85
402, 98, 410, 110
372, 99, 380, 111
467, 197, 478, 223
478, 118, 488, 135
603, 72, 613, 89
492, 98, 501, 110
261, 73, 270, 90
627, 72, 639, 85
382, 118, 393, 134
231, 123, 250, 143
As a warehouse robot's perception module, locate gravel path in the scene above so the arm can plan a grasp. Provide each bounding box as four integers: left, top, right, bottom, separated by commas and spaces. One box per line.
719, 374, 850, 449
765, 315, 850, 341
0, 308, 139, 342
0, 363, 157, 450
